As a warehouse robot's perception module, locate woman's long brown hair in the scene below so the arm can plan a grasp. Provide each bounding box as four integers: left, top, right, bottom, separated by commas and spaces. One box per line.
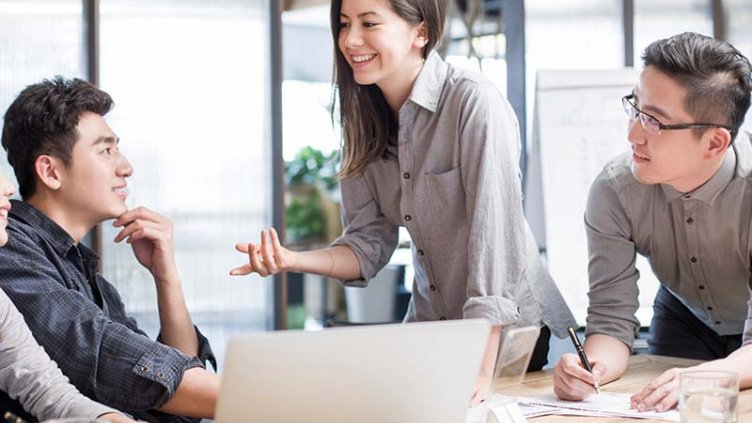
330, 0, 445, 178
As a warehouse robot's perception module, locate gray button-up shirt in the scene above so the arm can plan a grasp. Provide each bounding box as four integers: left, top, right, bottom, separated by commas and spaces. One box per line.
332, 51, 575, 337
585, 134, 752, 348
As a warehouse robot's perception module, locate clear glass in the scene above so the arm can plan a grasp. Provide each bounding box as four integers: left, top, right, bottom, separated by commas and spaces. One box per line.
680, 371, 739, 423
99, 0, 270, 368
0, 0, 84, 186
623, 95, 662, 133
634, 0, 712, 66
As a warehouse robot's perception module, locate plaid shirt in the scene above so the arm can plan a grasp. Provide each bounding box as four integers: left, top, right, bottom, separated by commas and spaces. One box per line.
0, 201, 216, 423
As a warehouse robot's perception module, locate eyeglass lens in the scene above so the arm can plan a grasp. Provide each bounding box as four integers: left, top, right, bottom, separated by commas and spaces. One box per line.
623, 96, 661, 134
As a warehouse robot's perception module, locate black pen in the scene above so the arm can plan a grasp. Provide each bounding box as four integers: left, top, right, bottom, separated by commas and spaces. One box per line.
3, 411, 28, 423
567, 326, 601, 394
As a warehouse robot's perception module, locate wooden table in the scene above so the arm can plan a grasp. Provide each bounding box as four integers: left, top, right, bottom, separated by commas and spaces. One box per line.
493, 355, 751, 422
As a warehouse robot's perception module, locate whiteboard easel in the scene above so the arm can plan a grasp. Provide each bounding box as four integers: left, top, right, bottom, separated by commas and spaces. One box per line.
525, 68, 660, 326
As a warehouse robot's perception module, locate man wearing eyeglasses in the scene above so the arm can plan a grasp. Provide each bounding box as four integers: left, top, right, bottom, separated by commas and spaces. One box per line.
553, 32, 752, 412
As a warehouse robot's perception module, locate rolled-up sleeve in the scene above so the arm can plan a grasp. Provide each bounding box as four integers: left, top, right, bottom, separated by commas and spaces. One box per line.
331, 174, 399, 287
583, 170, 641, 349
457, 81, 524, 325
156, 326, 216, 372
0, 234, 202, 412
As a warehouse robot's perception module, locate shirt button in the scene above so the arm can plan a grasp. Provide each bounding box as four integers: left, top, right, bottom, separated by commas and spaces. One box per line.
157, 371, 165, 379
141, 366, 149, 373
686, 217, 694, 224
418, 250, 425, 256
683, 195, 691, 199
690, 257, 698, 263
404, 215, 412, 221
699, 285, 706, 290
439, 317, 446, 321
430, 285, 436, 291
403, 172, 410, 179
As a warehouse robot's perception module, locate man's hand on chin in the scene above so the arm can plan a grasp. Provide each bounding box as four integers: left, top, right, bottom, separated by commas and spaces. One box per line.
112, 206, 180, 284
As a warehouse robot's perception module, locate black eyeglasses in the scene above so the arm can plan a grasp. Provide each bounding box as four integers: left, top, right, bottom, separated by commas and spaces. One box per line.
621, 94, 731, 135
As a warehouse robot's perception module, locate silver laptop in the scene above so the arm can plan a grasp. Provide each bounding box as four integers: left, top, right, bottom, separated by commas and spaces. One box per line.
215, 319, 490, 423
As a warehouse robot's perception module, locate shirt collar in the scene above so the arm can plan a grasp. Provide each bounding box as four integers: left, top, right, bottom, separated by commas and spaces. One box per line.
407, 50, 447, 113
661, 146, 737, 204
9, 200, 97, 259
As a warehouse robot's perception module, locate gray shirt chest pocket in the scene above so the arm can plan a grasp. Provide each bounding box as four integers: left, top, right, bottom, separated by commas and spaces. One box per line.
424, 167, 466, 228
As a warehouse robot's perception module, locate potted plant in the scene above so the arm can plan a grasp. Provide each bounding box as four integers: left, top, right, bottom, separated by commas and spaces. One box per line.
285, 146, 340, 247
284, 146, 342, 328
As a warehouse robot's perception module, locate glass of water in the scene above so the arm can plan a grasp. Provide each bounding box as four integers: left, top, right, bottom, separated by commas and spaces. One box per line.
679, 371, 739, 423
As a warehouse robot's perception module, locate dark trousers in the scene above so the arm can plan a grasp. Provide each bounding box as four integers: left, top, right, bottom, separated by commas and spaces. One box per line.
648, 286, 742, 360
527, 326, 551, 372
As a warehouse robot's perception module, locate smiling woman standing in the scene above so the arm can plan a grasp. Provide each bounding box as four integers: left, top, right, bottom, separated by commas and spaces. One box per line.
232, 0, 574, 404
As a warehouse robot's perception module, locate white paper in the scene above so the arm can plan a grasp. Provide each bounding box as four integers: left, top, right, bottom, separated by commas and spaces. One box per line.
466, 394, 558, 423
519, 392, 680, 421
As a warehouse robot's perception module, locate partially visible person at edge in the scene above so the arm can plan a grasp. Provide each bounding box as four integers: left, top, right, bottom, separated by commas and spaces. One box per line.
553, 32, 752, 413
0, 77, 220, 422
0, 170, 136, 423
231, 0, 575, 405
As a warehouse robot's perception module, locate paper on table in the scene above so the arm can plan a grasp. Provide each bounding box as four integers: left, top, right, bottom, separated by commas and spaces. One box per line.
518, 392, 680, 421
466, 394, 559, 423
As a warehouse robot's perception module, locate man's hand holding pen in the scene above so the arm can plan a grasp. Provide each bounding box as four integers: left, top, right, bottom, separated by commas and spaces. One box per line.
567, 327, 601, 394
552, 327, 606, 401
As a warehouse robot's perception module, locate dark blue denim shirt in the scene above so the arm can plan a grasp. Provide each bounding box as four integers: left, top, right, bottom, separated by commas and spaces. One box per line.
0, 201, 216, 423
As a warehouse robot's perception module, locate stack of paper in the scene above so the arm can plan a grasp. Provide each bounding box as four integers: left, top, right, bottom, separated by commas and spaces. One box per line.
466, 392, 680, 422
519, 392, 679, 421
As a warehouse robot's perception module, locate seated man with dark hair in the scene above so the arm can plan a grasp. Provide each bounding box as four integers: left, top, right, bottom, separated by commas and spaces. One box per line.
0, 77, 220, 422
0, 170, 135, 423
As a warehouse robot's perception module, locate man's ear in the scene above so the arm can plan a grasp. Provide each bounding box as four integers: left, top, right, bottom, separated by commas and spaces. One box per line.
34, 155, 64, 191
413, 22, 428, 49
705, 127, 732, 159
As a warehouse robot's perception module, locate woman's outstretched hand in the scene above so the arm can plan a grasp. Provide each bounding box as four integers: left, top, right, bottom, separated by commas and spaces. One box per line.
230, 228, 297, 277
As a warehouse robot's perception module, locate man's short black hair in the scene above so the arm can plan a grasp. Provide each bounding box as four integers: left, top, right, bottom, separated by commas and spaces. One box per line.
643, 32, 752, 140
1, 76, 113, 199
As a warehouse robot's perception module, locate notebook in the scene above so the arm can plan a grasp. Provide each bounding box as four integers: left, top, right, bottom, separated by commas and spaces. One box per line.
215, 319, 491, 423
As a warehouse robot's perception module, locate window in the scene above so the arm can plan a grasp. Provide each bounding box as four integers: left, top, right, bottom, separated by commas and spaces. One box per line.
0, 0, 84, 180
445, 17, 508, 94
525, 0, 625, 325
726, 0, 752, 134
526, 0, 623, 145
99, 0, 271, 368
726, 0, 752, 53
634, 0, 712, 65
